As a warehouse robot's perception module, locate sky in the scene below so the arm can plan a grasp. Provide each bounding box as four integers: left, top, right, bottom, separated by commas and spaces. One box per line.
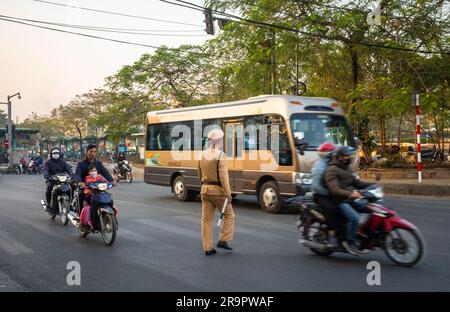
0, 0, 210, 122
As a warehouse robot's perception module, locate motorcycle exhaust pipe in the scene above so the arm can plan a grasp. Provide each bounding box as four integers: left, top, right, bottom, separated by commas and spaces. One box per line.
299, 239, 328, 251
67, 213, 79, 227
40, 199, 47, 211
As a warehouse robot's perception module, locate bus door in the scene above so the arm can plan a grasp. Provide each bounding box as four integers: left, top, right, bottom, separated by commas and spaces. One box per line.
224, 122, 244, 193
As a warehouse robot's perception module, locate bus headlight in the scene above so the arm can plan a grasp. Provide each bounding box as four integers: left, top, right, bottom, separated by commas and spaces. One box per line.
295, 172, 312, 185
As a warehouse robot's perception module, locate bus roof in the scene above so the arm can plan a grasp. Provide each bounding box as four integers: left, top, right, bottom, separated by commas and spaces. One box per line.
146, 95, 343, 124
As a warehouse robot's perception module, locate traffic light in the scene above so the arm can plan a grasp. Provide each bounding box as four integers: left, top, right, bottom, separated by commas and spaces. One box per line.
204, 8, 214, 35
217, 18, 229, 30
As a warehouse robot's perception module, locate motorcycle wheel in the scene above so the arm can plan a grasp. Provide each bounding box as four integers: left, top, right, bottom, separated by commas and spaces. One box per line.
59, 197, 70, 226
126, 172, 133, 183
100, 213, 117, 246
384, 228, 426, 267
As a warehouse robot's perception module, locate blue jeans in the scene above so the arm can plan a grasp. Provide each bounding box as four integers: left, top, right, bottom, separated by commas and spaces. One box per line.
338, 203, 362, 242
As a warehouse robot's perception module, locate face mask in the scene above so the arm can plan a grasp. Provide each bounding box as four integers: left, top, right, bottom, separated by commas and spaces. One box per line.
340, 159, 351, 166
90, 172, 98, 179
51, 153, 60, 160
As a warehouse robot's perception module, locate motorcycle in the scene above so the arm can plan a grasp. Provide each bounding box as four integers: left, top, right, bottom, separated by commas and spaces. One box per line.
297, 185, 426, 267
68, 181, 118, 246
40, 173, 73, 225
113, 160, 133, 183
27, 159, 41, 174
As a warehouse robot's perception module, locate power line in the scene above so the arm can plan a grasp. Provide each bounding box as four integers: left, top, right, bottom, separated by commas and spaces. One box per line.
33, 0, 203, 28
32, 24, 205, 32
0, 14, 207, 37
165, 0, 448, 55
0, 16, 161, 49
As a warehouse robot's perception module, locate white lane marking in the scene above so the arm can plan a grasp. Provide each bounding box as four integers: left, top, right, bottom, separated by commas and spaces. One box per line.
133, 218, 200, 240
119, 227, 157, 243
174, 215, 288, 240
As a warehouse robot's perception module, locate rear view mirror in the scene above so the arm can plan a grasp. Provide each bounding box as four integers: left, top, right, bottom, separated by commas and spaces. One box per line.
295, 141, 309, 156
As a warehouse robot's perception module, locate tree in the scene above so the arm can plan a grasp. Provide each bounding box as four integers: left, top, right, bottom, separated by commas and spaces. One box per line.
107, 45, 213, 108
77, 89, 111, 147
21, 113, 62, 154
58, 99, 89, 157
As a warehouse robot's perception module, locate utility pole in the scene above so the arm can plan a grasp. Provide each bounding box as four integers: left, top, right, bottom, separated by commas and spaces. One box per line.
295, 35, 299, 95
0, 93, 21, 171
413, 91, 422, 183
270, 29, 277, 94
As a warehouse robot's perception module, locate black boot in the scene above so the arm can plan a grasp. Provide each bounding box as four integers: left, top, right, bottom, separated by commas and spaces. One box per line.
217, 241, 233, 251
205, 249, 217, 256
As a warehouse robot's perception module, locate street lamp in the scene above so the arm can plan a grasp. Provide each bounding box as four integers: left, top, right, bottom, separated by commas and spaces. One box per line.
1, 92, 21, 171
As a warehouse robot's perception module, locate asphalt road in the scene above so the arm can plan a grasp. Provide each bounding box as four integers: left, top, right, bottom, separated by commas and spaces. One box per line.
0, 174, 449, 292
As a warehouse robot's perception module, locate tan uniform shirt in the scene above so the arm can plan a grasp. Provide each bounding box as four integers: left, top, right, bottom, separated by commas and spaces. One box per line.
197, 148, 231, 197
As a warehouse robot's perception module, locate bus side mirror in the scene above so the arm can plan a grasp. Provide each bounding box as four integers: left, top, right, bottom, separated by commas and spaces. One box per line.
295, 141, 309, 156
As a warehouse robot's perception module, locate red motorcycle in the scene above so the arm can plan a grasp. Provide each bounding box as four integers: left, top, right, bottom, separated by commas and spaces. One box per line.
297, 185, 426, 267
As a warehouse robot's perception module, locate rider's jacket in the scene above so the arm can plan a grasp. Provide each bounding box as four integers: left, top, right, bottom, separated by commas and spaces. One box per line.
311, 155, 331, 196
43, 158, 73, 180
75, 159, 113, 183
324, 156, 373, 204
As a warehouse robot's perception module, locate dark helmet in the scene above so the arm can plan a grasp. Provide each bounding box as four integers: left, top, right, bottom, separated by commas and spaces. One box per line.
334, 146, 355, 167
334, 145, 355, 158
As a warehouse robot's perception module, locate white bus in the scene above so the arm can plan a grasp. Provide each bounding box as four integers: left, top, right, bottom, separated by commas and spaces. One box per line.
144, 95, 358, 213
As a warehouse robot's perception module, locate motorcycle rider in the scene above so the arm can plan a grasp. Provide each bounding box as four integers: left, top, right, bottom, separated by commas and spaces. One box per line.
75, 145, 114, 184
19, 155, 27, 174
117, 151, 127, 175
34, 152, 43, 172
43, 147, 74, 212
324, 146, 374, 255
74, 145, 114, 213
311, 142, 338, 249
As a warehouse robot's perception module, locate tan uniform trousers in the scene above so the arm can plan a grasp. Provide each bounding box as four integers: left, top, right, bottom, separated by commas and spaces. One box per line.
201, 194, 234, 252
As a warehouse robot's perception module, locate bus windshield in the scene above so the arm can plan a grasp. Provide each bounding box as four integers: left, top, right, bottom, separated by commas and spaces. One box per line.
290, 113, 355, 150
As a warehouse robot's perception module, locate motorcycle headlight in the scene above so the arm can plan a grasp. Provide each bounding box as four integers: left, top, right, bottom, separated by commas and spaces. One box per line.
294, 172, 312, 185
124, 160, 128, 164
98, 183, 108, 191
369, 187, 384, 199
58, 176, 67, 182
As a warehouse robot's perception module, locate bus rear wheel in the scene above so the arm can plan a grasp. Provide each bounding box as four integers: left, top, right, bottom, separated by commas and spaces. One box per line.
258, 181, 282, 214
173, 175, 197, 202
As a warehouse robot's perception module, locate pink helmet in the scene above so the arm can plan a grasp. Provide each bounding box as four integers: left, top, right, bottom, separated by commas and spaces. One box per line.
318, 142, 336, 153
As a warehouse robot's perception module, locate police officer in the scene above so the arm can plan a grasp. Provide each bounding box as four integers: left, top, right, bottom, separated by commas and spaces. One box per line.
197, 128, 235, 256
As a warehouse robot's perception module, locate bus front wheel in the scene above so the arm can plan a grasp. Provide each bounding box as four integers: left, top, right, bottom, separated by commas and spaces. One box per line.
173, 176, 197, 202
258, 181, 282, 214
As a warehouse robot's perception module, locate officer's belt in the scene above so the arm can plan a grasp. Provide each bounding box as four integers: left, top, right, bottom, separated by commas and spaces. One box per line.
202, 182, 221, 186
